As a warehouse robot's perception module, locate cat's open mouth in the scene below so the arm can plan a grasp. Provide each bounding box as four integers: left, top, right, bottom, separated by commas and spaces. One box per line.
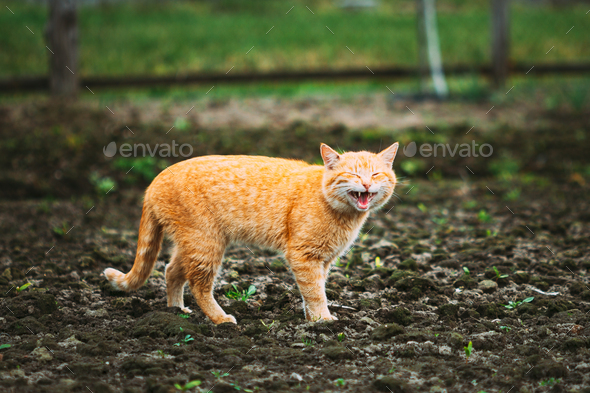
348, 191, 376, 210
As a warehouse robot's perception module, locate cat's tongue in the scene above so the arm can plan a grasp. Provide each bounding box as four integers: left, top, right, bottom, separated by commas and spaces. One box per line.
358, 192, 370, 209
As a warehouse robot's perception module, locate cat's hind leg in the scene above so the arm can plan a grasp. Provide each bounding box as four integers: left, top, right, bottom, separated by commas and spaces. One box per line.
177, 231, 236, 325
165, 247, 191, 313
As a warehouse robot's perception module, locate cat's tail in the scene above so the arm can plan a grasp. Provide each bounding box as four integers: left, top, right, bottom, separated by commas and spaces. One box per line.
103, 200, 164, 291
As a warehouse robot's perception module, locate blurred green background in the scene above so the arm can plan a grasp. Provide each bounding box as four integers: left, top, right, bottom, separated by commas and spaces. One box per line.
1, 0, 588, 78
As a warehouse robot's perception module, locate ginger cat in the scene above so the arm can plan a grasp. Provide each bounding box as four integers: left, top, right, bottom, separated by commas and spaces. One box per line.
104, 143, 398, 324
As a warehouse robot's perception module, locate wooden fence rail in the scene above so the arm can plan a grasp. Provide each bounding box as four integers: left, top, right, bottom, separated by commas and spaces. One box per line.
1, 63, 589, 93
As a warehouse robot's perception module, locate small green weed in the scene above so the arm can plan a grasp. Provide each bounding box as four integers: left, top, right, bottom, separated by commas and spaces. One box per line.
16, 282, 31, 293
112, 156, 168, 183
489, 157, 520, 179
174, 380, 201, 391
302, 338, 314, 347
499, 326, 512, 332
174, 327, 194, 346
400, 160, 425, 176
89, 172, 117, 195
211, 370, 229, 380
225, 284, 256, 301
52, 222, 70, 237
492, 266, 509, 280
260, 320, 276, 332
174, 117, 190, 131
374, 256, 382, 268
504, 188, 521, 201
334, 378, 345, 387
178, 313, 190, 319
229, 382, 253, 391
477, 209, 492, 223
337, 333, 345, 342
462, 267, 470, 275
432, 216, 447, 226
464, 200, 478, 210
540, 377, 560, 386
345, 257, 354, 271
0, 344, 11, 350
501, 297, 534, 310
464, 341, 473, 363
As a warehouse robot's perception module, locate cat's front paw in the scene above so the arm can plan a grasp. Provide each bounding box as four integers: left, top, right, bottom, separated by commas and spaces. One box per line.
305, 311, 338, 322
213, 314, 237, 324
180, 307, 192, 314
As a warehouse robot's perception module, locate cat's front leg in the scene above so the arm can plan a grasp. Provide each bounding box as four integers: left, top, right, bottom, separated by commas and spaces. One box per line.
288, 254, 336, 321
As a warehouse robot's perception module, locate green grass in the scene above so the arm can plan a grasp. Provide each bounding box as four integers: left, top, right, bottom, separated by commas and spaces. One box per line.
0, 0, 588, 78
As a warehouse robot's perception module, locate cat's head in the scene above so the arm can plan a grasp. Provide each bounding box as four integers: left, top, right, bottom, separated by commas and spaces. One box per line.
320, 143, 398, 213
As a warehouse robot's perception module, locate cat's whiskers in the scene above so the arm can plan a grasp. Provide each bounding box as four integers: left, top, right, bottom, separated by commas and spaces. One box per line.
390, 192, 402, 202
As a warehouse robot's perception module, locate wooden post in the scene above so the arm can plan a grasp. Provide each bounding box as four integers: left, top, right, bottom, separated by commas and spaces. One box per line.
416, 0, 429, 93
46, 0, 78, 97
491, 0, 509, 88
416, 0, 448, 98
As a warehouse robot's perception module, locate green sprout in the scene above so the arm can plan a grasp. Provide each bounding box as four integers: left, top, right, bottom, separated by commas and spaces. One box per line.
477, 209, 492, 223
89, 172, 117, 195
174, 327, 194, 346
211, 370, 229, 380
463, 267, 470, 275
501, 297, 534, 310
260, 320, 276, 332
178, 313, 190, 319
225, 284, 256, 301
375, 256, 383, 268
302, 338, 314, 347
345, 258, 353, 271
432, 216, 447, 226
540, 377, 560, 387
174, 380, 201, 391
0, 344, 11, 350
337, 333, 345, 342
492, 266, 509, 280
500, 326, 512, 332
229, 382, 253, 391
334, 378, 345, 387
464, 341, 473, 363
16, 283, 32, 293
52, 222, 69, 237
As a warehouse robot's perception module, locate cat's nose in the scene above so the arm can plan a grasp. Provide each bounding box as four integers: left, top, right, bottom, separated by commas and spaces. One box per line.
362, 183, 370, 191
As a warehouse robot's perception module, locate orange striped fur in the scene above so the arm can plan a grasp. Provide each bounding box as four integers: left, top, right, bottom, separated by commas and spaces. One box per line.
104, 143, 398, 324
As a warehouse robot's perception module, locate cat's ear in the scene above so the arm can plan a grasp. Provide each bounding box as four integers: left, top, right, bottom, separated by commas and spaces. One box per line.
378, 142, 399, 167
320, 143, 340, 170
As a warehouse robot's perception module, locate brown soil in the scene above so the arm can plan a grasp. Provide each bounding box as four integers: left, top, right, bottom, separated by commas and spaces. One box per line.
0, 100, 589, 393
